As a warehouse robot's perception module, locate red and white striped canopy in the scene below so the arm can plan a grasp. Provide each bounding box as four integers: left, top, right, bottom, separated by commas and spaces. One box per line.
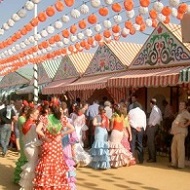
107, 66, 185, 88
42, 77, 77, 95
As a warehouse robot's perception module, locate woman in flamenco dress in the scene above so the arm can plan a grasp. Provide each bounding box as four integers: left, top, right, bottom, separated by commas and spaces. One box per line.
33, 105, 75, 190
90, 105, 110, 170
13, 105, 29, 184
109, 106, 136, 168
19, 107, 41, 190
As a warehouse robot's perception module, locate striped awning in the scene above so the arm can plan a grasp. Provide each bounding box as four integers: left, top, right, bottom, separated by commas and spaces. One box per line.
62, 72, 125, 91
179, 67, 190, 83
107, 66, 185, 88
42, 78, 77, 95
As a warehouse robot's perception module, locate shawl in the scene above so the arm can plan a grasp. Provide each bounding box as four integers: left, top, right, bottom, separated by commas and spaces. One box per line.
47, 114, 62, 135
22, 119, 35, 135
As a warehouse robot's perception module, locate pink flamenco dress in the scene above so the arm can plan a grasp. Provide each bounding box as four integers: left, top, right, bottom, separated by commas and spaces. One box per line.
109, 114, 136, 168
33, 114, 71, 190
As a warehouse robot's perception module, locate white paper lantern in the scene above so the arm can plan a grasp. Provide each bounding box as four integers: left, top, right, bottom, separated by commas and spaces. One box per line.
103, 20, 112, 28
104, 0, 114, 5
153, 2, 164, 12
32, 0, 41, 4
54, 21, 63, 29
12, 13, 20, 22
85, 29, 93, 37
91, 0, 101, 8
34, 33, 41, 41
57, 41, 64, 47
126, 10, 135, 19
80, 4, 89, 14
61, 15, 70, 23
0, 29, 4, 35
133, 23, 140, 31
47, 46, 52, 52
71, 9, 81, 19
47, 26, 55, 34
171, 7, 178, 17
104, 36, 112, 43
8, 19, 15, 27
77, 32, 84, 40
70, 35, 77, 42
113, 15, 122, 24
92, 41, 98, 48
18, 9, 27, 18
94, 24, 102, 32
4, 50, 8, 56
15, 44, 21, 50
42, 49, 47, 54
25, 1, 35, 11
41, 29, 48, 38
24, 39, 30, 45
145, 18, 152, 27
11, 47, 16, 52
169, 0, 180, 7
20, 42, 26, 49
63, 38, 70, 45
157, 13, 166, 22
139, 6, 149, 15
50, 43, 56, 48
29, 36, 35, 43
8, 49, 13, 56
122, 28, 130, 36
3, 23, 9, 30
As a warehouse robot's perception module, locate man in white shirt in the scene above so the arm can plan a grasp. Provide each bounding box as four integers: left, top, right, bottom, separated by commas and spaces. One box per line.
147, 98, 162, 163
128, 106, 147, 164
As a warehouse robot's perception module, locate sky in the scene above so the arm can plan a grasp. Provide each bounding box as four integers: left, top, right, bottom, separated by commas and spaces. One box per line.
0, 0, 185, 57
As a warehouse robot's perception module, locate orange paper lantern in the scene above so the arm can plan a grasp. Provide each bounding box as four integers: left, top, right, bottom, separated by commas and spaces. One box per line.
112, 25, 121, 33
46, 6, 55, 17
161, 6, 171, 16
103, 30, 111, 38
124, 0, 134, 11
140, 0, 150, 7
30, 17, 39, 27
135, 15, 144, 25
178, 3, 188, 14
64, 0, 75, 7
78, 20, 87, 29
55, 1, 64, 12
99, 7, 109, 16
25, 23, 33, 32
54, 34, 61, 42
70, 25, 77, 34
125, 21, 133, 29
87, 37, 94, 45
112, 3, 122, 12
38, 12, 47, 22
88, 14, 97, 24
94, 33, 102, 41
62, 29, 70, 38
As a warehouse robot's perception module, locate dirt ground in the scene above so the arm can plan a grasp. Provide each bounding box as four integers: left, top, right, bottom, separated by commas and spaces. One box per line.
0, 150, 190, 190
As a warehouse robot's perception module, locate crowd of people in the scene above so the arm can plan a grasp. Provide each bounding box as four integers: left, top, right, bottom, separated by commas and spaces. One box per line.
0, 94, 190, 189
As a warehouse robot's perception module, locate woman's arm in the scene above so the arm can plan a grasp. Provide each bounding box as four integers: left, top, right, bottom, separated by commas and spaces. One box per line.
36, 122, 46, 139
92, 117, 101, 127
62, 122, 75, 137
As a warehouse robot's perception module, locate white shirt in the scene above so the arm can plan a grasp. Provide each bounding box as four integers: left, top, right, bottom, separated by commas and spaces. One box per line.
148, 105, 162, 126
128, 107, 147, 130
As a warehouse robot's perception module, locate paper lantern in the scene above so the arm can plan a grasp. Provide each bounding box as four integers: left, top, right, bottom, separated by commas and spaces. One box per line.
7, 19, 15, 27
54, 21, 63, 29
12, 13, 20, 22
77, 32, 84, 40
62, 29, 70, 38
63, 38, 70, 45
112, 25, 121, 33
99, 7, 109, 16
88, 14, 97, 24
85, 28, 93, 37
121, 27, 130, 37
91, 0, 101, 8
70, 24, 77, 34
149, 9, 157, 19
47, 26, 55, 34
103, 19, 112, 28
71, 9, 80, 19
145, 18, 152, 27
135, 15, 144, 25
24, 39, 30, 45
3, 23, 10, 30
94, 33, 102, 41
171, 7, 178, 17
61, 15, 70, 23
25, 1, 35, 11
164, 16, 170, 24
178, 3, 188, 14
104, 0, 114, 5
157, 13, 166, 22
30, 17, 39, 27
46, 6, 55, 17
18, 9, 27, 18
125, 21, 133, 29
153, 2, 164, 12
124, 0, 134, 11
113, 15, 122, 24
29, 36, 35, 43
55, 1, 64, 12
48, 37, 55, 45
152, 19, 158, 28
78, 20, 86, 29
64, 0, 75, 7
15, 44, 21, 50
103, 30, 111, 38
80, 4, 89, 14
126, 9, 135, 19
38, 12, 47, 22
20, 42, 26, 49
140, 0, 150, 7
169, 0, 180, 7
112, 3, 122, 12
94, 24, 102, 32
139, 6, 149, 15
162, 6, 171, 16
70, 35, 77, 42
133, 23, 140, 31
0, 29, 4, 35
34, 33, 42, 41
41, 29, 48, 37
177, 12, 184, 20
47, 46, 52, 52
57, 41, 64, 47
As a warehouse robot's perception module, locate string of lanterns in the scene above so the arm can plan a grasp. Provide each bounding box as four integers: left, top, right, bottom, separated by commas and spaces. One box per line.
0, 0, 190, 76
